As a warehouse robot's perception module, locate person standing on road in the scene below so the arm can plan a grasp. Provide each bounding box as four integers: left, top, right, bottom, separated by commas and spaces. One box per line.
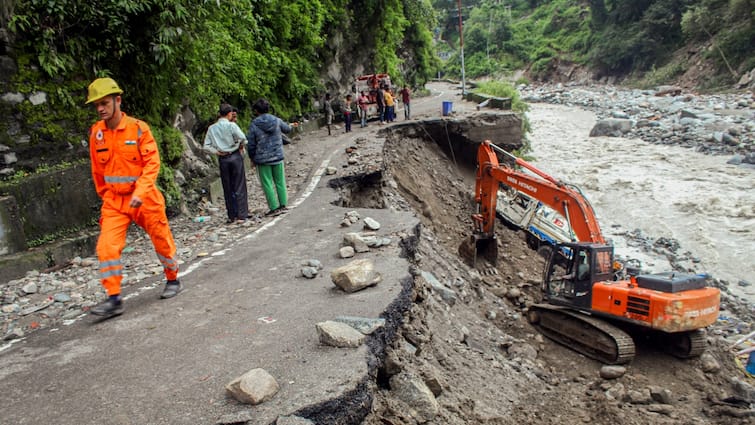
323, 93, 334, 135
384, 88, 395, 123
358, 90, 369, 128
376, 85, 386, 124
399, 85, 411, 120
203, 103, 250, 224
85, 77, 181, 318
247, 98, 295, 216
343, 94, 353, 133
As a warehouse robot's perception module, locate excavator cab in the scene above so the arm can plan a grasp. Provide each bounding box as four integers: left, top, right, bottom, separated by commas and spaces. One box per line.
542, 242, 615, 310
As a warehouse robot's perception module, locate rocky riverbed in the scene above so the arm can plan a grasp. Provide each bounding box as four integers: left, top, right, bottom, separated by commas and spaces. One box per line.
519, 83, 755, 165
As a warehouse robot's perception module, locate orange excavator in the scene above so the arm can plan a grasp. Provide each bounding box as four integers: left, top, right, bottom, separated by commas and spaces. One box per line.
468, 140, 720, 364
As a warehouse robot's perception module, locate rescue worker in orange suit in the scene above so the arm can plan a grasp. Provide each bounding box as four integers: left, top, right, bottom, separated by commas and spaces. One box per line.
85, 77, 182, 317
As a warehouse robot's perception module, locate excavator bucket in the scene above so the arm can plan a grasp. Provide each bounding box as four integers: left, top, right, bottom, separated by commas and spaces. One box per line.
476, 235, 499, 265
458, 235, 498, 267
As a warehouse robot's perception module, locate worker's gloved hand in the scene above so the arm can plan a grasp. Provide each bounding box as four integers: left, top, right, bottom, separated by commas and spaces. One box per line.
129, 195, 143, 208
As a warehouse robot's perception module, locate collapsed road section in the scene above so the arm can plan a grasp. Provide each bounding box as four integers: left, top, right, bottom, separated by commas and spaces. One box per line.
361, 112, 752, 425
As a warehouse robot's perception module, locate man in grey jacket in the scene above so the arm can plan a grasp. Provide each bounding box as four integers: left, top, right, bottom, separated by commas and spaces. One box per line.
246, 98, 295, 216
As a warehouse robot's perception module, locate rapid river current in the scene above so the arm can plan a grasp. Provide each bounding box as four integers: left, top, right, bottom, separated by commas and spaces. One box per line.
526, 103, 755, 302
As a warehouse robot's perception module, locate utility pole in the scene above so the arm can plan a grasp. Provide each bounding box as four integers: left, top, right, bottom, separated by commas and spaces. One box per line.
487, 13, 492, 60
457, 0, 466, 95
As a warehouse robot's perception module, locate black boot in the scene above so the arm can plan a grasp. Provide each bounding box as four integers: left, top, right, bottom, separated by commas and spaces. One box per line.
90, 296, 124, 317
161, 280, 183, 299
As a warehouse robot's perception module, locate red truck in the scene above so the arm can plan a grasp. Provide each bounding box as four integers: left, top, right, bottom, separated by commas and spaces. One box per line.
355, 73, 392, 106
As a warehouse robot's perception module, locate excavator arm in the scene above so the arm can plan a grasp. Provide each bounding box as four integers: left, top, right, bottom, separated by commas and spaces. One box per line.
473, 140, 606, 248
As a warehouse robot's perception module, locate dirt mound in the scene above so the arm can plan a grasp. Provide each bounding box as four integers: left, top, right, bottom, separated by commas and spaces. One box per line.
361, 122, 755, 424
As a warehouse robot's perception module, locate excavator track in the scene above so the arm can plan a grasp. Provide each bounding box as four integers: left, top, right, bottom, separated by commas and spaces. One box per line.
528, 304, 636, 364
664, 329, 707, 359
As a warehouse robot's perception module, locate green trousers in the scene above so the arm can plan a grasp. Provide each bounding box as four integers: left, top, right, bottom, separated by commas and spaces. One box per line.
256, 161, 287, 210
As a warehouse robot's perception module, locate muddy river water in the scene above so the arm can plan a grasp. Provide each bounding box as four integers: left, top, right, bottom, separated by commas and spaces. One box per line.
526, 103, 755, 302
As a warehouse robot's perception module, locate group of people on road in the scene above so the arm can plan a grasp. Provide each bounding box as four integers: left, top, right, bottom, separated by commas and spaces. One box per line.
204, 98, 295, 225
327, 84, 412, 131
84, 78, 294, 318
375, 84, 411, 124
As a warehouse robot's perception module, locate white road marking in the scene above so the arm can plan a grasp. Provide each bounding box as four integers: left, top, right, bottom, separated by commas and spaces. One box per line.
181, 146, 340, 274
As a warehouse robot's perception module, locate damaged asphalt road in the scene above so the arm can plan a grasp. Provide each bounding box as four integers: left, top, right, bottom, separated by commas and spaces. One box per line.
0, 87, 467, 425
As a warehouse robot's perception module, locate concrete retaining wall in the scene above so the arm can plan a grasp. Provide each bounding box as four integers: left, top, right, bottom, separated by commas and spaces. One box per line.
0, 195, 26, 255
464, 92, 513, 110
0, 163, 101, 282
0, 230, 98, 282
0, 162, 99, 246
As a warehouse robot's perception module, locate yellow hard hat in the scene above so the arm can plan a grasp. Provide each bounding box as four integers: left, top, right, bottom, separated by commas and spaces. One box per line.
85, 77, 123, 104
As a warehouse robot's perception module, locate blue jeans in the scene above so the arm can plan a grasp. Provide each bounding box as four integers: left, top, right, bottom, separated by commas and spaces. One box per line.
386, 106, 395, 122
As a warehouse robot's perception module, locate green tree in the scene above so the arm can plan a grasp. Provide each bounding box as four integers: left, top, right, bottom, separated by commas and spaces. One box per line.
588, 0, 608, 29
682, 0, 754, 78
402, 0, 441, 86
589, 0, 688, 72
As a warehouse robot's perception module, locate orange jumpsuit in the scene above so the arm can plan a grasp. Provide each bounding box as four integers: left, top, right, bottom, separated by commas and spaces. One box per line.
89, 113, 178, 296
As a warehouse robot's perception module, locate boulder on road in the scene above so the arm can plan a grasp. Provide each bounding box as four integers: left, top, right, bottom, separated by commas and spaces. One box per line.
316, 320, 365, 348
225, 368, 280, 405
330, 258, 382, 293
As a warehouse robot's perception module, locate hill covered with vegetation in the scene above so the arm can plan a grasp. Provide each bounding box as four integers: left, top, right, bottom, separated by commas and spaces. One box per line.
435, 0, 754, 90
6, 0, 439, 120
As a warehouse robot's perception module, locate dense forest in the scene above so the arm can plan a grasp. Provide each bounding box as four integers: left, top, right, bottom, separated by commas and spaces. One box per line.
6, 0, 439, 120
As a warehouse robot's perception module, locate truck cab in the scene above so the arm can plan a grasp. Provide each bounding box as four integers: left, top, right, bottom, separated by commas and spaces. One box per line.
496, 188, 574, 254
